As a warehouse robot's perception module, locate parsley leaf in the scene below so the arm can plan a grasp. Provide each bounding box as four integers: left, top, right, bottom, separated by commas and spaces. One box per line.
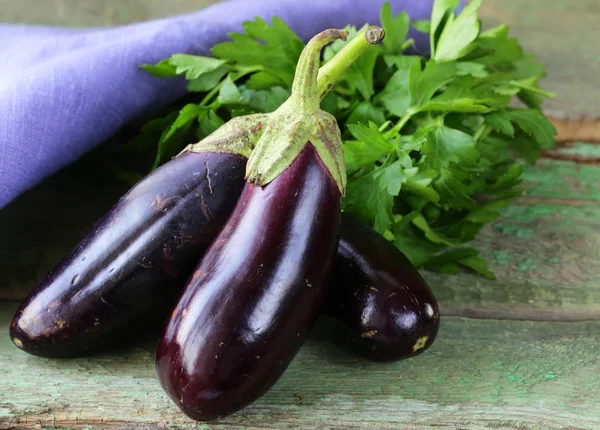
380, 4, 410, 55
139, 0, 557, 278
211, 17, 304, 86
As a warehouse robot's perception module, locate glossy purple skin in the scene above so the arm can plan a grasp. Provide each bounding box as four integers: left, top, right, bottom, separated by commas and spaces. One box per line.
156, 145, 341, 421
325, 214, 440, 362
10, 151, 246, 358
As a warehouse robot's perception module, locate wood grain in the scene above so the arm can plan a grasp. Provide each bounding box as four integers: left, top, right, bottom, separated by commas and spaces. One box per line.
552, 118, 600, 144
1, 302, 599, 429
478, 0, 600, 119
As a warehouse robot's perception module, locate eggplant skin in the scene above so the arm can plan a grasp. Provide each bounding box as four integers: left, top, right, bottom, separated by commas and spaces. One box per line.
10, 152, 246, 358
324, 214, 440, 362
156, 145, 341, 421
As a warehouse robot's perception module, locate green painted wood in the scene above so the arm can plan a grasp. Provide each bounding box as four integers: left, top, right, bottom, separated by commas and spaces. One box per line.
1, 303, 599, 429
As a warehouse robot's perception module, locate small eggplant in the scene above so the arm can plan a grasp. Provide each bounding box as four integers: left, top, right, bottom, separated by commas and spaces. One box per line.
324, 214, 440, 362
9, 139, 259, 357
156, 29, 349, 421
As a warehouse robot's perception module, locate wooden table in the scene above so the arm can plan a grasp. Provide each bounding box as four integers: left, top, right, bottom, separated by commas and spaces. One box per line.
1, 1, 599, 428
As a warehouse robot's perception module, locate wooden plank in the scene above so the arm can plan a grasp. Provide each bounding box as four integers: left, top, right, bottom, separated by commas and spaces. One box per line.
0, 0, 221, 27
553, 119, 600, 144
478, 0, 600, 120
3, 144, 600, 321
1, 302, 599, 429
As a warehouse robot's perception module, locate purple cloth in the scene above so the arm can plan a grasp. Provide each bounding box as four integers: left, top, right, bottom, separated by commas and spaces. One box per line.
0, 0, 436, 209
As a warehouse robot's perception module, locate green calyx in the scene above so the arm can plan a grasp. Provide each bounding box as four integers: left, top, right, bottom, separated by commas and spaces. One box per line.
246, 29, 350, 195
183, 26, 385, 193
181, 113, 269, 158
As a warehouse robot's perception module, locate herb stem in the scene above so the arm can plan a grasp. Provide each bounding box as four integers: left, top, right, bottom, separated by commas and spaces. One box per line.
317, 26, 384, 100
385, 112, 414, 139
473, 123, 491, 142
199, 66, 265, 107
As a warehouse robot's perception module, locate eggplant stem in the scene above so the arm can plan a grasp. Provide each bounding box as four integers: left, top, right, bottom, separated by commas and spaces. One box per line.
289, 29, 349, 112
317, 26, 385, 100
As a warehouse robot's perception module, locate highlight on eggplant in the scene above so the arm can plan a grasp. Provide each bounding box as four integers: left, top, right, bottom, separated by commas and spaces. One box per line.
324, 214, 440, 362
155, 28, 353, 421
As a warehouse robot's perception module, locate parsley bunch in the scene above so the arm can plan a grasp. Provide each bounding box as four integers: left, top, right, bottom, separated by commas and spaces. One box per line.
139, 0, 556, 278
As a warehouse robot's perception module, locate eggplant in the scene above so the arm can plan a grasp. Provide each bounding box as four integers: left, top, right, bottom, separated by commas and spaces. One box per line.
9, 27, 384, 359
10, 150, 247, 357
155, 29, 349, 421
156, 146, 341, 420
324, 214, 440, 362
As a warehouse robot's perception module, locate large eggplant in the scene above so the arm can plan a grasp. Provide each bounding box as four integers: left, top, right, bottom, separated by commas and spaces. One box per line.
324, 214, 440, 362
10, 149, 248, 357
155, 29, 349, 421
157, 146, 341, 420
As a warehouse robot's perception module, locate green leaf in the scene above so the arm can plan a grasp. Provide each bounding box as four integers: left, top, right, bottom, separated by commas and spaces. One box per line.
377, 56, 421, 117
393, 228, 446, 268
345, 122, 393, 171
344, 174, 394, 234
433, 166, 476, 210
508, 109, 557, 149
186, 67, 229, 92
510, 133, 542, 164
412, 214, 459, 246
212, 16, 304, 86
430, 0, 462, 57
140, 59, 177, 77
412, 61, 457, 109
485, 110, 514, 136
126, 112, 179, 154
474, 29, 523, 66
245, 71, 287, 90
460, 254, 496, 279
347, 101, 386, 126
403, 167, 440, 203
456, 61, 489, 78
412, 20, 431, 34
161, 104, 205, 143
465, 199, 510, 223
196, 111, 225, 139
487, 164, 524, 194
373, 160, 408, 196
153, 105, 204, 168
422, 125, 479, 169
217, 75, 244, 105
380, 3, 410, 55
434, 0, 482, 62
167, 54, 227, 80
423, 247, 479, 273
247, 87, 290, 113
507, 77, 555, 98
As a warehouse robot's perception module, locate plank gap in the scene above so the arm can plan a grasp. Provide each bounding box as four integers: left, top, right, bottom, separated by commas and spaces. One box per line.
551, 117, 600, 144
